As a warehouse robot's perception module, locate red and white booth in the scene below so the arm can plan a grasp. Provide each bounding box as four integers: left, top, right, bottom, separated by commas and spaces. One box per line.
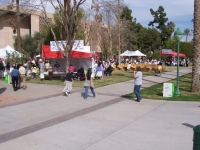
42, 40, 98, 72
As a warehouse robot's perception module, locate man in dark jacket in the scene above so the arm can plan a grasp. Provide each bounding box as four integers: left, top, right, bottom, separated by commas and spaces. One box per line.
10, 66, 20, 91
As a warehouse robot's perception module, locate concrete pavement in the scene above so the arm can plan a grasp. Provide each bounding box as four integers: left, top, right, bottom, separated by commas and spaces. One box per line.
0, 67, 199, 150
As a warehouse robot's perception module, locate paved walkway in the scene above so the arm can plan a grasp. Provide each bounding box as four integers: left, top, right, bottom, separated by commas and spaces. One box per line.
0, 67, 199, 150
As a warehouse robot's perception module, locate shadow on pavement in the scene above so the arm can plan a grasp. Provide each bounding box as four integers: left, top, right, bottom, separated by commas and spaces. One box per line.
0, 87, 6, 94
182, 123, 195, 129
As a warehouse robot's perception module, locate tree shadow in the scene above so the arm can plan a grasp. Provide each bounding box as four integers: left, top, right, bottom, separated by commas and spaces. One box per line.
179, 87, 191, 92
156, 92, 163, 96
0, 87, 6, 94
182, 123, 195, 129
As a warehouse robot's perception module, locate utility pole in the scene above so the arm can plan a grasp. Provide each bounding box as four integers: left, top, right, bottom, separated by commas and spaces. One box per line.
118, 0, 121, 63
16, 0, 21, 52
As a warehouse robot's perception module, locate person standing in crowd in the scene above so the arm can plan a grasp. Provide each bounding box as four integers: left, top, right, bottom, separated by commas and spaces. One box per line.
47, 63, 53, 80
18, 64, 27, 90
10, 66, 20, 91
133, 67, 142, 102
186, 58, 189, 67
9, 64, 13, 84
0, 60, 5, 78
6, 62, 10, 71
63, 68, 73, 96
96, 61, 103, 79
45, 60, 50, 72
69, 64, 75, 73
84, 68, 96, 100
31, 64, 37, 79
54, 61, 60, 72
39, 59, 44, 81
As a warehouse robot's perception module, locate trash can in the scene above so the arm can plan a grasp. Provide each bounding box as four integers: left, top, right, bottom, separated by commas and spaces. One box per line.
4, 74, 10, 84
193, 125, 200, 150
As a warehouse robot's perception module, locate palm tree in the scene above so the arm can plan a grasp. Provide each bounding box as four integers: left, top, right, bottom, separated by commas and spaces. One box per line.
167, 21, 175, 36
190, 0, 200, 92
183, 28, 192, 42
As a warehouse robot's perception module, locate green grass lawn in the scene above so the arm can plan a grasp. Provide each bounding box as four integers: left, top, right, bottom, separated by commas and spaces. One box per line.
124, 73, 200, 101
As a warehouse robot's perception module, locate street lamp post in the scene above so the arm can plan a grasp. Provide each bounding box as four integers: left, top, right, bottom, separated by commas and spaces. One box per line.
174, 28, 183, 96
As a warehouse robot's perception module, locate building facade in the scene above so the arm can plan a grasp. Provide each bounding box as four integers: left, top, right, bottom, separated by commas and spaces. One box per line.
0, 5, 53, 49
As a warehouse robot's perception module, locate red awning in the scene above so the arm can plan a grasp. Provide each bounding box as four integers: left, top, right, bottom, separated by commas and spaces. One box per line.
42, 45, 98, 59
160, 50, 186, 57
42, 45, 64, 58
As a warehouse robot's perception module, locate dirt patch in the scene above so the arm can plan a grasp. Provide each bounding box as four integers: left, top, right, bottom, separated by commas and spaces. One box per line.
0, 94, 30, 106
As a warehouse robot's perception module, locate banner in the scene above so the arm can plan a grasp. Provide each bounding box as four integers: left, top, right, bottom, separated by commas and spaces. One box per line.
162, 49, 172, 54
50, 40, 84, 52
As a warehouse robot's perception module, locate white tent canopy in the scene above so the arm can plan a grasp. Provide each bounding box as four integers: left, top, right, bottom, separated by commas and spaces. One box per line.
0, 45, 22, 59
132, 50, 146, 56
120, 50, 146, 57
120, 50, 134, 56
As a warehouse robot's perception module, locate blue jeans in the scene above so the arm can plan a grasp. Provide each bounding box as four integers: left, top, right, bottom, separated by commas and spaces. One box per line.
134, 85, 141, 100
32, 73, 36, 78
84, 86, 96, 99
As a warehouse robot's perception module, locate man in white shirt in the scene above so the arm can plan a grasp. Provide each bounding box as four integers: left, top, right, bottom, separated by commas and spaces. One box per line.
19, 64, 27, 90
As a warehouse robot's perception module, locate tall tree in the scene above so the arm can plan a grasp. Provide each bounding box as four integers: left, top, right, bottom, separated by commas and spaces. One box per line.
42, 8, 85, 44
190, 0, 200, 92
40, 0, 86, 72
120, 6, 136, 51
183, 28, 192, 42
148, 6, 171, 47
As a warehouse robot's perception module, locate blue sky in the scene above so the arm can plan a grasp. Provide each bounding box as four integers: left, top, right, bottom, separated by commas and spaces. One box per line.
125, 0, 194, 41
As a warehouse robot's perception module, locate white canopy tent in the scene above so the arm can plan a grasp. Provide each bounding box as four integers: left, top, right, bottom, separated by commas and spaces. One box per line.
120, 50, 134, 56
131, 50, 146, 56
120, 50, 146, 57
0, 45, 22, 59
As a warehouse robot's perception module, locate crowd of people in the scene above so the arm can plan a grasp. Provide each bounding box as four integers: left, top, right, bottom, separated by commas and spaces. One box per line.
1, 55, 189, 101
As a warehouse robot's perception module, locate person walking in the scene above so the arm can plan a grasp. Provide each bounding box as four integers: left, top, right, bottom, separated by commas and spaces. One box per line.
84, 68, 96, 100
10, 66, 20, 91
19, 64, 27, 90
133, 67, 142, 102
63, 68, 73, 96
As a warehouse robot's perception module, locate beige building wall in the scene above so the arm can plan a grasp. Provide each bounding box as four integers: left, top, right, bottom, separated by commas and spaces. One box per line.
0, 8, 53, 50
0, 13, 30, 49
31, 14, 39, 35
0, 14, 16, 48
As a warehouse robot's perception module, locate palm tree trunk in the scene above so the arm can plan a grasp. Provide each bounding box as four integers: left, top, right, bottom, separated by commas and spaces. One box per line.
190, 0, 200, 92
